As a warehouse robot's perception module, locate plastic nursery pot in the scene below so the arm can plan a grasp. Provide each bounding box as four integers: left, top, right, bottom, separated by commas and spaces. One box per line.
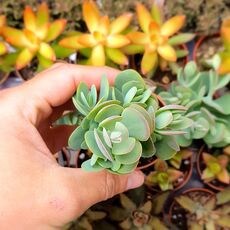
145, 152, 193, 193
0, 71, 10, 85
168, 187, 215, 229
193, 33, 221, 65
197, 146, 229, 191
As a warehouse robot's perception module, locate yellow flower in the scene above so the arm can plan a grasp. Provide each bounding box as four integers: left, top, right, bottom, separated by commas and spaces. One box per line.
127, 3, 188, 74
59, 0, 132, 66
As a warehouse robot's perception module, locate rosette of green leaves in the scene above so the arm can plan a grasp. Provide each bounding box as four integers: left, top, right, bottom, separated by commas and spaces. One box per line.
159, 61, 230, 147
67, 69, 191, 174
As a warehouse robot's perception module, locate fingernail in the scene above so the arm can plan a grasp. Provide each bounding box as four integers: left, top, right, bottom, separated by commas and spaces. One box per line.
126, 171, 144, 190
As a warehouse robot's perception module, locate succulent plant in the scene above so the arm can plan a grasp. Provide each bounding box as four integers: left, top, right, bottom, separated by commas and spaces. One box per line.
159, 61, 230, 148
124, 3, 194, 74
145, 159, 183, 191
109, 193, 168, 230
201, 152, 230, 185
175, 187, 230, 229
64, 69, 192, 174
63, 208, 106, 230
59, 0, 132, 66
169, 148, 192, 169
2, 2, 66, 70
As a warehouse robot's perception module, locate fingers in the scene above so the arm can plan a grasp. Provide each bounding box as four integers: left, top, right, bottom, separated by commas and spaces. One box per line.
18, 63, 119, 126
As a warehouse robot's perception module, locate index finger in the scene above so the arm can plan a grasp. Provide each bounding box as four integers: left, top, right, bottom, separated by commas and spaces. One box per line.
23, 63, 120, 108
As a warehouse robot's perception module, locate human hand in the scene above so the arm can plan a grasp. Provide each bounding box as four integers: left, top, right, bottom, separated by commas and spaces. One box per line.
0, 63, 144, 229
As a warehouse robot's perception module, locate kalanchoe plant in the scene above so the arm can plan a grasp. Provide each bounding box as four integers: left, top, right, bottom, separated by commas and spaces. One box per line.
2, 2, 66, 70
159, 61, 230, 148
109, 193, 168, 230
145, 159, 183, 191
64, 69, 192, 174
59, 0, 132, 66
201, 152, 230, 185
124, 3, 194, 74
175, 187, 230, 229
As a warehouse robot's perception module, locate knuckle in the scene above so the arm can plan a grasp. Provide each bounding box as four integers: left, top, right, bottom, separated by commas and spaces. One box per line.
101, 172, 123, 200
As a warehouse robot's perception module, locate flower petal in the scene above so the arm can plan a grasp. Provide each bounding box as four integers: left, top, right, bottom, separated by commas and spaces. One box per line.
106, 35, 130, 48
78, 34, 97, 47
83, 0, 100, 33
0, 41, 7, 55
136, 3, 152, 33
59, 36, 84, 49
157, 44, 177, 62
39, 42, 56, 61
91, 45, 105, 66
109, 13, 133, 34
161, 15, 185, 37
105, 47, 128, 65
98, 16, 110, 35
2, 27, 31, 48
45, 19, 67, 42
128, 32, 149, 45
16, 49, 34, 70
141, 51, 158, 74
23, 6, 36, 33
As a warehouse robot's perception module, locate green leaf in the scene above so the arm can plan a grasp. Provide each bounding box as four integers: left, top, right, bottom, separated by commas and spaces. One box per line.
115, 69, 145, 91
94, 104, 123, 123
175, 195, 197, 213
85, 131, 106, 159
141, 137, 156, 158
122, 107, 150, 141
99, 115, 122, 130
115, 141, 142, 164
124, 86, 137, 104
155, 111, 173, 129
168, 33, 195, 46
99, 75, 110, 101
68, 126, 86, 150
87, 100, 120, 119
117, 161, 139, 174
81, 160, 103, 172
112, 137, 136, 155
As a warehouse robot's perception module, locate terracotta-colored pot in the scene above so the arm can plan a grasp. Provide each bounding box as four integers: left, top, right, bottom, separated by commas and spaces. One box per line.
193, 33, 220, 63
168, 187, 215, 228
197, 146, 229, 191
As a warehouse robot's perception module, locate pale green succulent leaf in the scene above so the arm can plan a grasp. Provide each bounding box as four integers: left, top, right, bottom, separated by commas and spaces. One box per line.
115, 141, 142, 164
155, 111, 173, 129
68, 126, 86, 150
112, 137, 136, 155
99, 75, 110, 101
81, 159, 103, 172
168, 33, 195, 46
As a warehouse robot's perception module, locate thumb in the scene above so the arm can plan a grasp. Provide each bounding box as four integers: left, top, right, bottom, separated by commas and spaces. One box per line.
54, 168, 144, 224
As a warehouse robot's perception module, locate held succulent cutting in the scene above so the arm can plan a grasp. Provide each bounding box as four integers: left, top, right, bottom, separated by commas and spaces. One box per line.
64, 69, 192, 174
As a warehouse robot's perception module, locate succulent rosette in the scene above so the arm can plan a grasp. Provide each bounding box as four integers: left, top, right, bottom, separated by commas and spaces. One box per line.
160, 61, 230, 147
64, 69, 192, 174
